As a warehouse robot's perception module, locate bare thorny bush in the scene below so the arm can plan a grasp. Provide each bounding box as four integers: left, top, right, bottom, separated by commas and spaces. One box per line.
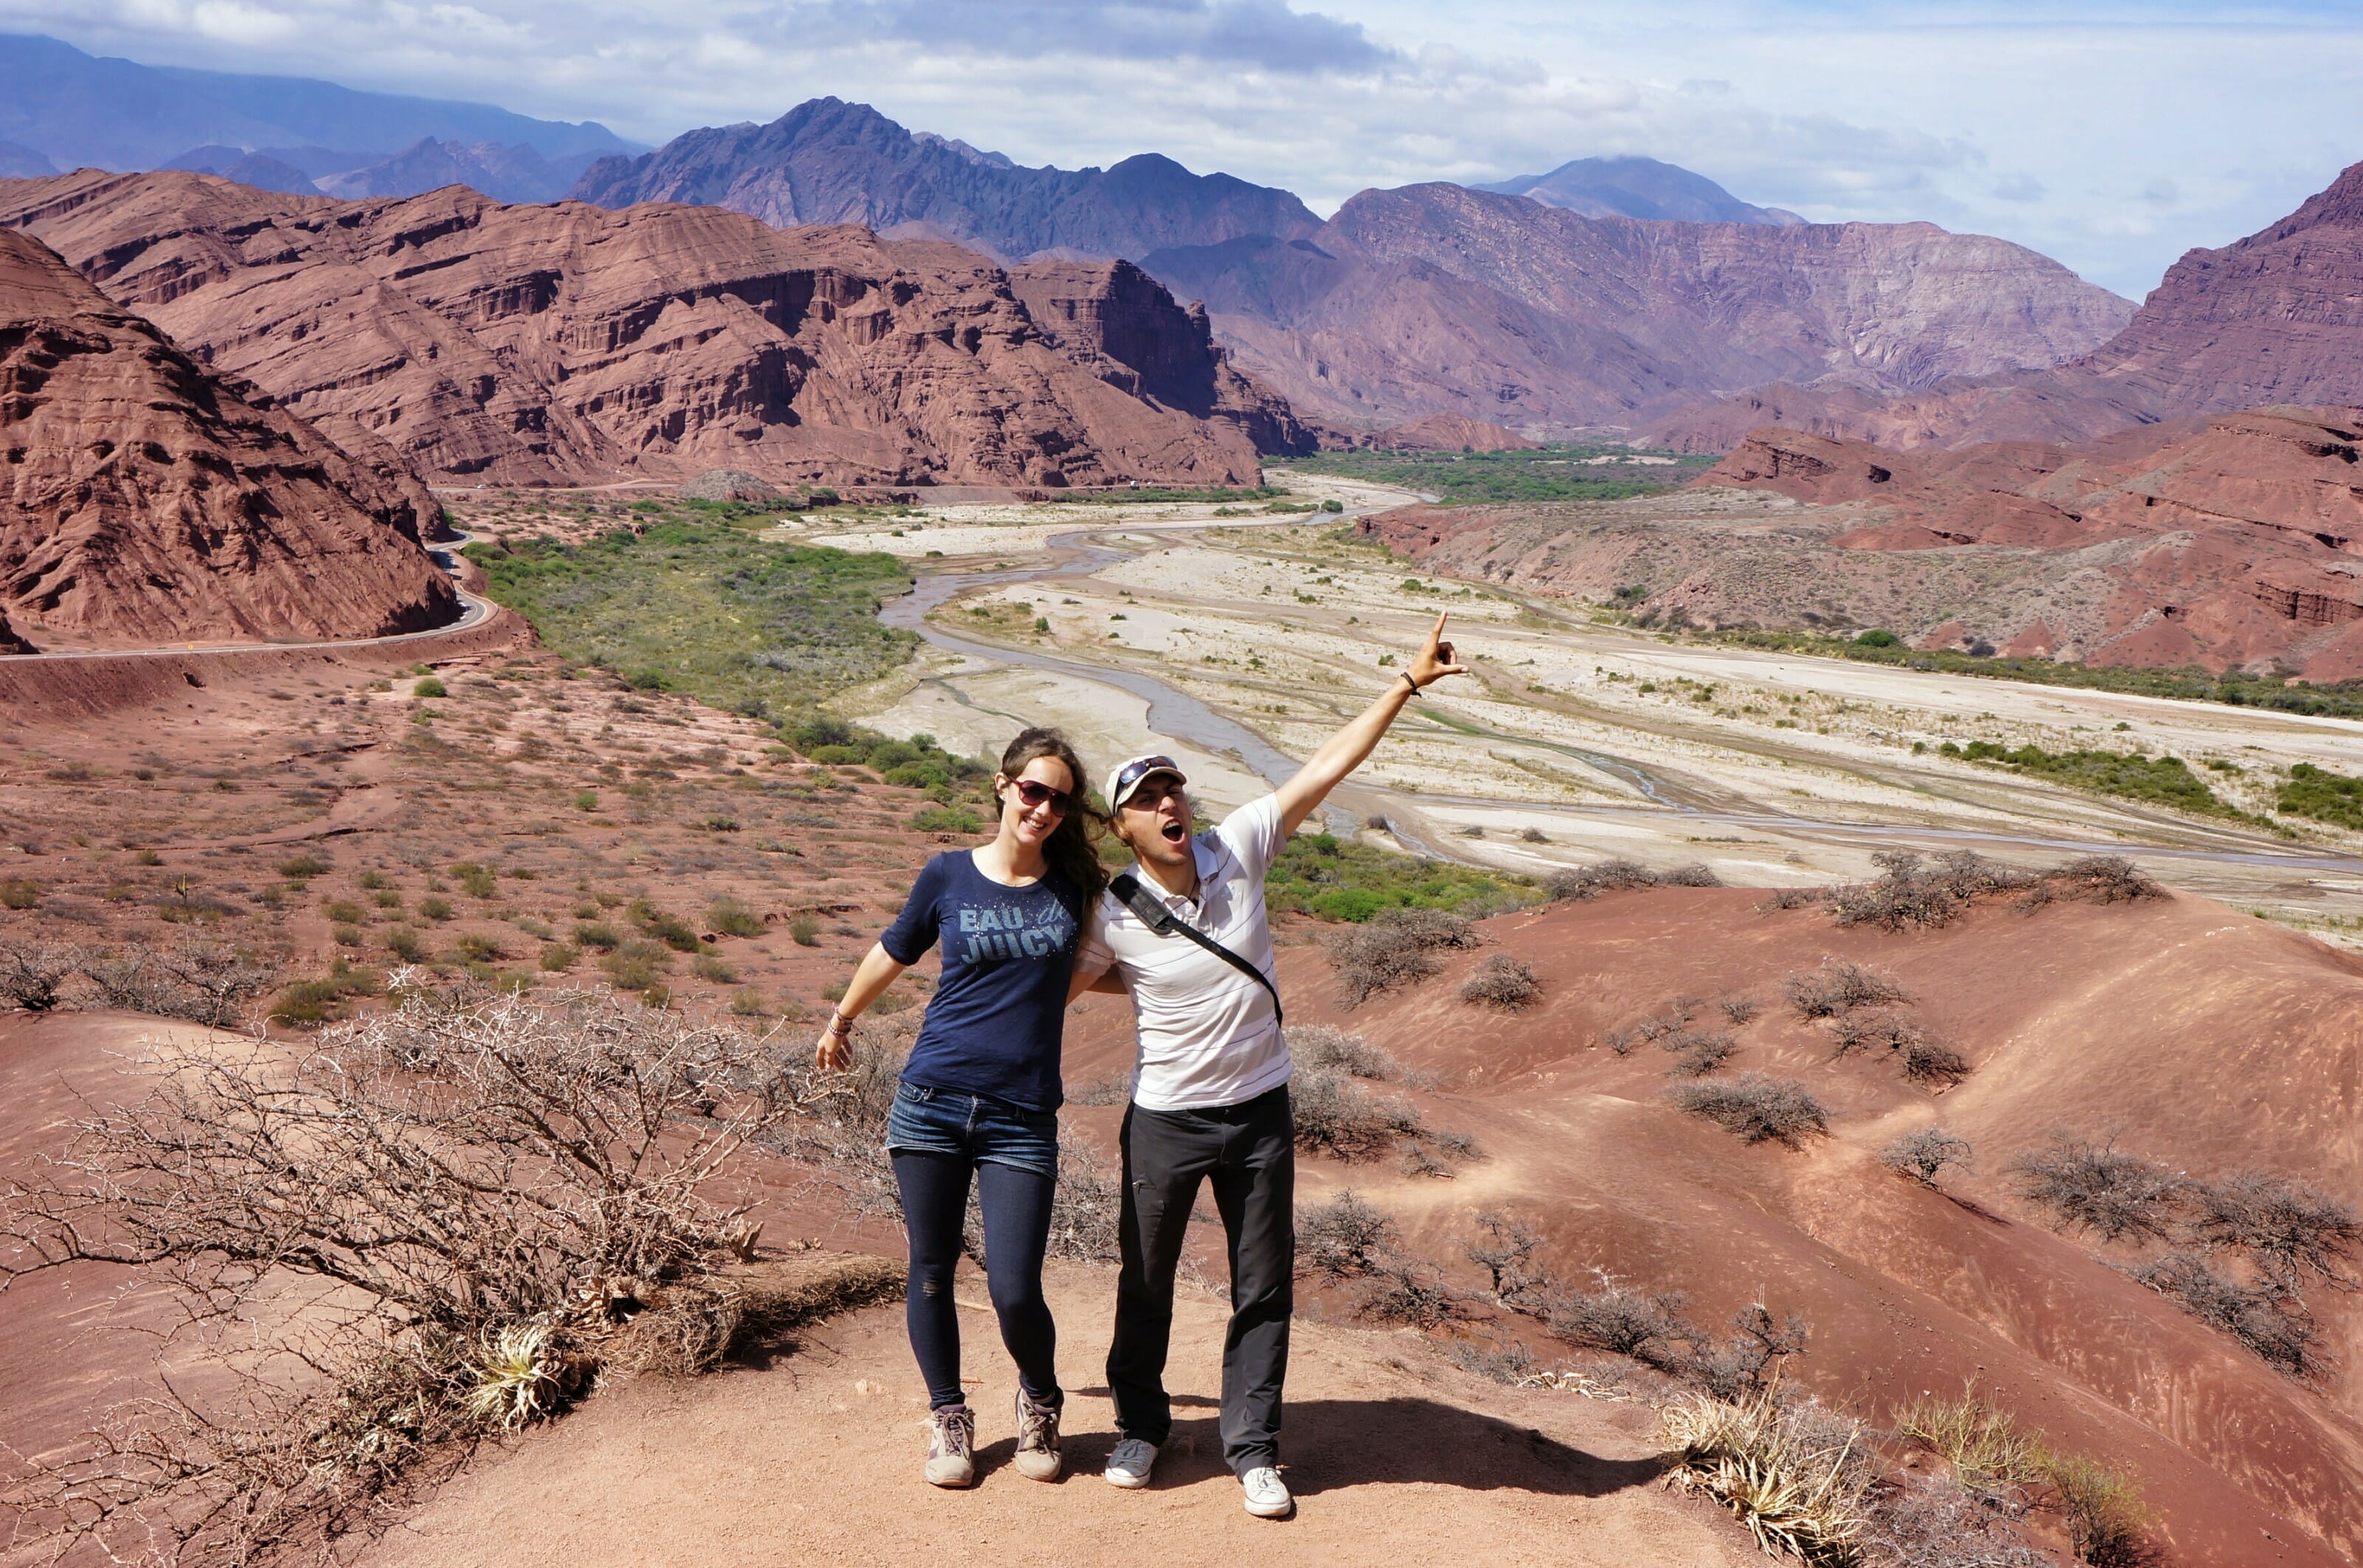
1825, 850, 2160, 933
2012, 1132, 2359, 1378
0, 934, 281, 1029
1, 980, 800, 1564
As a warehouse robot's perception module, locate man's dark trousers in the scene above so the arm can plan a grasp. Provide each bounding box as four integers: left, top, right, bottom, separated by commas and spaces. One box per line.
1106, 1083, 1293, 1476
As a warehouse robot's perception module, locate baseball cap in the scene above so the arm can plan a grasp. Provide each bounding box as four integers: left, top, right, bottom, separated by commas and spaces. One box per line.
1105, 753, 1186, 810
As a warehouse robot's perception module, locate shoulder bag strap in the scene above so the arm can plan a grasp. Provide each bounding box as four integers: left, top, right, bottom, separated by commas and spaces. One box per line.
1109, 872, 1283, 1029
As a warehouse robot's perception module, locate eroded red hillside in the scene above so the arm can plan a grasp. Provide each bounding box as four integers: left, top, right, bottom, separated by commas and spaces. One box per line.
0, 227, 456, 651
0, 170, 1289, 491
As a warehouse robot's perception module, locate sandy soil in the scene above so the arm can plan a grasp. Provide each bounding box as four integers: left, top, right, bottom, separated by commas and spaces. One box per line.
357, 1264, 1755, 1568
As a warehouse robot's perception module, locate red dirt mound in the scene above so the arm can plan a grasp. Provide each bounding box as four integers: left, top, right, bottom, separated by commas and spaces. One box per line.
0, 227, 456, 651
1065, 887, 2363, 1566
0, 170, 1290, 491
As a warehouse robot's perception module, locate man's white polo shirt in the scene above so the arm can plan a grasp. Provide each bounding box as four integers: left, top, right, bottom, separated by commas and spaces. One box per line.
1074, 793, 1288, 1113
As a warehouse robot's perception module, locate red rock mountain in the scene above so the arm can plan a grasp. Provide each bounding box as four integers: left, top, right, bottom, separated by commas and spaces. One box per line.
1649, 158, 2363, 453
0, 227, 456, 652
0, 169, 1289, 489
1139, 183, 2134, 435
571, 98, 1322, 265
1361, 409, 2363, 678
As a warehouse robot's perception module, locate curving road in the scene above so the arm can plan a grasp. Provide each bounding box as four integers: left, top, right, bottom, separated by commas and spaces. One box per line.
1, 530, 498, 664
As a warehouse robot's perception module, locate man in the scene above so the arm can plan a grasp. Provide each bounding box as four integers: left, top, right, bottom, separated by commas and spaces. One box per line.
1071, 613, 1468, 1519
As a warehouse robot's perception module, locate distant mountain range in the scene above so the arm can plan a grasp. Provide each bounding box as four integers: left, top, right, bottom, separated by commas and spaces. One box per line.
569, 97, 1325, 264
0, 33, 634, 200
1472, 156, 1804, 226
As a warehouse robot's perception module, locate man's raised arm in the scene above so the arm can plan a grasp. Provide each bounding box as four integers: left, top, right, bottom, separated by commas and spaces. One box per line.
1272, 612, 1468, 837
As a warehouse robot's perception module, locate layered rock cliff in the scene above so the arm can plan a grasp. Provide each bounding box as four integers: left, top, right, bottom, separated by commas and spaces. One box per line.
1647, 159, 2363, 453
0, 169, 1286, 489
1358, 410, 2363, 678
570, 98, 1321, 264
0, 226, 457, 650
1140, 183, 2134, 434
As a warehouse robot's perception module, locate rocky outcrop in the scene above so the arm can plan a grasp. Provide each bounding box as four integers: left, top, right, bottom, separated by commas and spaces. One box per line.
1648, 159, 2363, 453
570, 98, 1321, 264
1368, 414, 1537, 451
0, 227, 457, 650
1006, 258, 1314, 455
1142, 183, 2134, 433
0, 169, 1284, 489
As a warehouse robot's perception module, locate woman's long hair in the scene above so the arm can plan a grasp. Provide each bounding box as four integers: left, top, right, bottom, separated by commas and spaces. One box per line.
998, 727, 1108, 901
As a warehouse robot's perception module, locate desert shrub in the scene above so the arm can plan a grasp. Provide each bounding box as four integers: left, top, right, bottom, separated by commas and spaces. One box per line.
384, 927, 428, 963
1719, 995, 1759, 1025
1266, 831, 1533, 923
1659, 863, 1724, 887
1880, 1128, 1974, 1187
1893, 1383, 2047, 1493
1784, 958, 1910, 1019
633, 902, 703, 953
706, 896, 762, 938
1294, 1191, 1460, 1327
1467, 1211, 1549, 1307
1605, 996, 1697, 1053
1323, 907, 1480, 1008
75, 938, 278, 1028
912, 805, 984, 834
600, 940, 673, 992
689, 955, 735, 984
1661, 1384, 1870, 1563
572, 920, 623, 950
728, 987, 771, 1017
2010, 1135, 2181, 1243
2043, 854, 2161, 905
1546, 1273, 1700, 1369
1670, 1075, 1829, 1147
540, 942, 579, 973
1830, 850, 1959, 930
0, 986, 798, 1563
413, 675, 447, 698
1290, 1056, 1425, 1159
2279, 762, 2363, 831
1518, 826, 1548, 843
1, 940, 75, 1011
450, 933, 508, 963
2187, 1172, 2359, 1292
1758, 886, 1824, 911
1286, 1023, 1402, 1081
787, 914, 822, 946
2040, 1448, 2152, 1567
2130, 1252, 2320, 1378
1824, 1009, 1967, 1084
1458, 953, 1540, 1009
268, 960, 380, 1026
1661, 1029, 1735, 1077
451, 862, 498, 898
1545, 859, 1661, 900
276, 853, 327, 881
1, 876, 41, 909
322, 899, 368, 926
1860, 1474, 2054, 1568
419, 896, 455, 923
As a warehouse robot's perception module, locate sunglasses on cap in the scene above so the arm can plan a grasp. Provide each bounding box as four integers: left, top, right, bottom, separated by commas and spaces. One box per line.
1113, 754, 1182, 802
1006, 778, 1077, 815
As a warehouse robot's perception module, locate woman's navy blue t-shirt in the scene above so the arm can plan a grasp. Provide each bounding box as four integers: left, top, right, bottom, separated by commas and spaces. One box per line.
880, 850, 1086, 1113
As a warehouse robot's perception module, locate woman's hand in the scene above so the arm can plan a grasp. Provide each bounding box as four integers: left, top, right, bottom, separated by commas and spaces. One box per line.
1407, 611, 1470, 690
814, 1013, 854, 1072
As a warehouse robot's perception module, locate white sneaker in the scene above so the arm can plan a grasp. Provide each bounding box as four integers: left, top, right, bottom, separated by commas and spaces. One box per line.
1241, 1465, 1293, 1519
1103, 1437, 1158, 1489
925, 1405, 976, 1488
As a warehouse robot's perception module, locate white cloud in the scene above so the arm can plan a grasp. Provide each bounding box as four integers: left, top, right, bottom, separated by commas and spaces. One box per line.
4, 0, 2358, 296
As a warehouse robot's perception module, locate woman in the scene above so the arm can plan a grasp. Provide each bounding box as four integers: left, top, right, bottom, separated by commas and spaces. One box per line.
814, 727, 1105, 1489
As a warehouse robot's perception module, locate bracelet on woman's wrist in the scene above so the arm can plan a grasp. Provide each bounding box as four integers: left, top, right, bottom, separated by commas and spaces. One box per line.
1399, 671, 1420, 697
827, 1011, 854, 1035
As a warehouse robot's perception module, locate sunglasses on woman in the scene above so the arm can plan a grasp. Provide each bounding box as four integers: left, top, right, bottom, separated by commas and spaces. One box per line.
1007, 778, 1076, 815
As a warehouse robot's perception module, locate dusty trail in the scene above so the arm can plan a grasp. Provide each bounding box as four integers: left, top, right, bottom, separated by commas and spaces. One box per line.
359, 1265, 1754, 1568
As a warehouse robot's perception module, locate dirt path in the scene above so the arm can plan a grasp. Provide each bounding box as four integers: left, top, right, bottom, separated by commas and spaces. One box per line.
360, 1265, 1752, 1568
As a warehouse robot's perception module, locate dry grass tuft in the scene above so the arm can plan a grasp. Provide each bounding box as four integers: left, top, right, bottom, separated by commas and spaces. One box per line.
1661, 1386, 1870, 1564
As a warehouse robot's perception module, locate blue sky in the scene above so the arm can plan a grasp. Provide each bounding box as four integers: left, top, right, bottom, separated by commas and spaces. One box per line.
3, 0, 2357, 298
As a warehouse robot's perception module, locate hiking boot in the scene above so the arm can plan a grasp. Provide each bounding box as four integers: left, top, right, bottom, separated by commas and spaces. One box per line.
1241, 1465, 1293, 1519
925, 1404, 976, 1488
1012, 1387, 1063, 1482
1103, 1437, 1158, 1489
